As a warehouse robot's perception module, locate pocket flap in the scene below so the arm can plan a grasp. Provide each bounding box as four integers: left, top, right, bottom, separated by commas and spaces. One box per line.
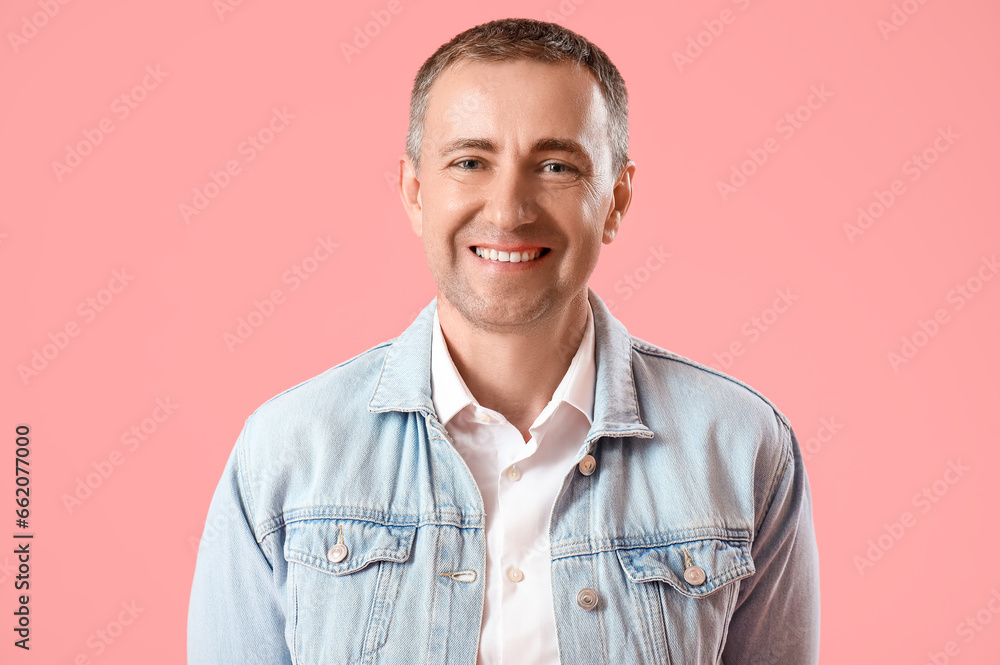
284, 519, 416, 576
616, 536, 754, 598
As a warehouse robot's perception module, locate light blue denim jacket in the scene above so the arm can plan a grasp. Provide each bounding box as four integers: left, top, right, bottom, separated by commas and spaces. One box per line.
188, 288, 820, 664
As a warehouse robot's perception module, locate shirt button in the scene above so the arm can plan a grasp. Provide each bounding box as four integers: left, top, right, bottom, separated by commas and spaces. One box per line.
474, 409, 492, 423
577, 588, 599, 610
327, 544, 349, 563
578, 454, 597, 476
508, 568, 524, 583
507, 466, 522, 482
684, 565, 707, 586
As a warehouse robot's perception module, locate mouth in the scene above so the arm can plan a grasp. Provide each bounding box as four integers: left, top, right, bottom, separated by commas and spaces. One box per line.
470, 246, 551, 263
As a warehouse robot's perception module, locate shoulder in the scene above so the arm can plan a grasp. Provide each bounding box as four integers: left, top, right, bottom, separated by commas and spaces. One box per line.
627, 334, 793, 475
629, 334, 790, 429
626, 335, 797, 529
248, 339, 392, 426
227, 337, 400, 532
233, 337, 394, 478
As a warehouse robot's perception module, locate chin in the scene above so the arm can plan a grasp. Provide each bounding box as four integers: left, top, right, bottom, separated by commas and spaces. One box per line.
448, 292, 551, 331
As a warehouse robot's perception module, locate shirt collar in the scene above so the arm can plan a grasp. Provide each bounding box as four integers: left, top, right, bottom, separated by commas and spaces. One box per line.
369, 287, 654, 444
429, 310, 473, 426
429, 300, 596, 428
551, 301, 596, 424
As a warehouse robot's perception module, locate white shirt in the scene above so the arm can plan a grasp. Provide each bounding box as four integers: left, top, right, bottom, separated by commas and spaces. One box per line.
430, 302, 596, 665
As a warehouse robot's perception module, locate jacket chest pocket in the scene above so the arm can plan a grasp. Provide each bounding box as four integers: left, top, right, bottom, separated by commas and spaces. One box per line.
283, 518, 416, 663
615, 535, 755, 664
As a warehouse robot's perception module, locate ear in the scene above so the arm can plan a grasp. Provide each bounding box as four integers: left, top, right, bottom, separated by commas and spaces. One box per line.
603, 160, 636, 244
399, 154, 423, 237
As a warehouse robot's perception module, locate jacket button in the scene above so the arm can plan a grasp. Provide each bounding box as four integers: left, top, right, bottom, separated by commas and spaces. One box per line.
328, 544, 349, 563
577, 588, 599, 610
578, 454, 597, 476
684, 565, 707, 586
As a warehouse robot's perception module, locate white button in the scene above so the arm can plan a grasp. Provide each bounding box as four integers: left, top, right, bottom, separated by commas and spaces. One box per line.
507, 466, 522, 482
327, 543, 348, 563
474, 409, 492, 423
577, 588, 599, 610
684, 565, 707, 586
508, 568, 524, 583
578, 454, 597, 476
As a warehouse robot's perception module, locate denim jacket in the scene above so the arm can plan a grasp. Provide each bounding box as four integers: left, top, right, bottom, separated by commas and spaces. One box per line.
188, 288, 820, 664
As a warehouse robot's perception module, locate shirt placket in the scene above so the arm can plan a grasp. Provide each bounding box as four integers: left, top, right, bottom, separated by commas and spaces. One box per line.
492, 407, 559, 663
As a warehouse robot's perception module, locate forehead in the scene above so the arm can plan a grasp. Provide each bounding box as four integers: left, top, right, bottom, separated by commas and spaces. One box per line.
424, 58, 610, 150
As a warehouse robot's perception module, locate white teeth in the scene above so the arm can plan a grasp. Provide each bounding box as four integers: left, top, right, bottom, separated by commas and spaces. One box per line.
474, 247, 543, 263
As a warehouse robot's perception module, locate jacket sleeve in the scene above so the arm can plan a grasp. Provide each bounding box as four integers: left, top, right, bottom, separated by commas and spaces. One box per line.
187, 425, 293, 664
722, 421, 821, 664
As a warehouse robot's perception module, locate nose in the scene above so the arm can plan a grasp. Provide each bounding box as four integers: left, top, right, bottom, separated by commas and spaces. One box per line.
481, 166, 539, 231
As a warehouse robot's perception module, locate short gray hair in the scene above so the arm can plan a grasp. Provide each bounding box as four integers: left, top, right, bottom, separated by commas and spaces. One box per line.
406, 18, 630, 176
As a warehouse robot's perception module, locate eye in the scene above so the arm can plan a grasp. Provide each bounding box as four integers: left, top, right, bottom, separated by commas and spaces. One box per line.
454, 159, 482, 170
543, 162, 575, 173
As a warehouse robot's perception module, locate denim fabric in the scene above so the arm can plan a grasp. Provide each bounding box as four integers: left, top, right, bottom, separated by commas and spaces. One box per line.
188, 287, 820, 664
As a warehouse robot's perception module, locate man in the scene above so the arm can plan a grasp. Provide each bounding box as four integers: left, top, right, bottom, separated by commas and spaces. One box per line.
188, 18, 820, 664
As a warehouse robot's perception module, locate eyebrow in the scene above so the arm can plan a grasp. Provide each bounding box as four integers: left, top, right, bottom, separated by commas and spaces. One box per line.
438, 137, 590, 160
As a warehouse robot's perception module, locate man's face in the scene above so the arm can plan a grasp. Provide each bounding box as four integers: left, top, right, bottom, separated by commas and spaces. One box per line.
401, 58, 634, 333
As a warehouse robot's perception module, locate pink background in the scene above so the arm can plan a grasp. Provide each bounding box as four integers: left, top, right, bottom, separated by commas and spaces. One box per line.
3, 0, 999, 662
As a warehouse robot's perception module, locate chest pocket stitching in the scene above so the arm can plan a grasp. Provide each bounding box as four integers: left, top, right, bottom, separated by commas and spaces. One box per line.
283, 519, 416, 575
615, 537, 755, 599
283, 519, 417, 661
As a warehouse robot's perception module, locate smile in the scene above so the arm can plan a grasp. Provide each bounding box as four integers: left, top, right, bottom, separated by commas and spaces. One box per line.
471, 246, 550, 263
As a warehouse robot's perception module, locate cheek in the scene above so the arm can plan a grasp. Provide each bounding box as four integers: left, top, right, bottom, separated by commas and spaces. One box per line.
429, 181, 479, 217
444, 196, 467, 215
537, 190, 586, 225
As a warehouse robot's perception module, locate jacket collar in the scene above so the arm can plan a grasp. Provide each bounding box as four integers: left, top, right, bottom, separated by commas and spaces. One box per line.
368, 287, 654, 443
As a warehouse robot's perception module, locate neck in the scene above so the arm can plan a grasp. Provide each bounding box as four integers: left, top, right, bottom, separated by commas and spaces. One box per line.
437, 290, 589, 438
